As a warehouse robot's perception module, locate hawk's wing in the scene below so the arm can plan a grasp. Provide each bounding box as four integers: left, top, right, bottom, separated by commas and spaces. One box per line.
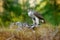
34, 12, 46, 23
34, 12, 44, 20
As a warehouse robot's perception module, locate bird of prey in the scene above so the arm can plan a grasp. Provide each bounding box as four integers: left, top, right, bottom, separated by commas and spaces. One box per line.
28, 9, 45, 28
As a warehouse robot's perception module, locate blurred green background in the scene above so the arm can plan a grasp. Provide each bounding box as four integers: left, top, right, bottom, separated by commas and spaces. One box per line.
0, 0, 60, 27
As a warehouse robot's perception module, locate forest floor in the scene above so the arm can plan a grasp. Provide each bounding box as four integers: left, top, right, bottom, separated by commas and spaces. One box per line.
0, 24, 60, 40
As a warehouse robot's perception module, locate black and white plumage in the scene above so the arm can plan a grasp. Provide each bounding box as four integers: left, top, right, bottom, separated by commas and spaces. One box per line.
28, 9, 45, 28
9, 22, 30, 29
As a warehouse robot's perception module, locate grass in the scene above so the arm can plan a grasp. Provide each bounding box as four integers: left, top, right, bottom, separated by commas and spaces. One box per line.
0, 23, 60, 40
